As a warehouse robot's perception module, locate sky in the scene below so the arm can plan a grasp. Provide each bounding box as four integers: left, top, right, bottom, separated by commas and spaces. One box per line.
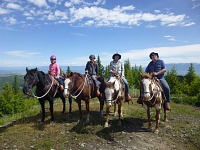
0, 0, 200, 68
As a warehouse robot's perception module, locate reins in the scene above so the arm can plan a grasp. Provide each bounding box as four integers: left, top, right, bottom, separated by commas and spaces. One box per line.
70, 74, 88, 99
30, 75, 55, 99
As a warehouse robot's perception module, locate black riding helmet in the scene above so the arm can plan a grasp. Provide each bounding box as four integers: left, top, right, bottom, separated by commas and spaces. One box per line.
89, 54, 96, 59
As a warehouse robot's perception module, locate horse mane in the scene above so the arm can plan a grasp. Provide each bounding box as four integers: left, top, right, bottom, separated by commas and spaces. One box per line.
70, 72, 85, 79
140, 73, 152, 79
36, 70, 47, 86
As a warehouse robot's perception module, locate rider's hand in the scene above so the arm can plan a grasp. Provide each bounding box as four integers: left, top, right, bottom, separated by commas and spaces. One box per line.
85, 70, 88, 74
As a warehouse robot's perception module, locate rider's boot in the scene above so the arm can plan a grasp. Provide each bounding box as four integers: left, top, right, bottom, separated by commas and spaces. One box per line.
164, 102, 171, 111
96, 88, 100, 96
59, 85, 64, 91
137, 96, 143, 104
125, 93, 131, 102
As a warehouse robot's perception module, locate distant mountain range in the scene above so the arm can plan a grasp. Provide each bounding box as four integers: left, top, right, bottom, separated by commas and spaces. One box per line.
0, 63, 200, 76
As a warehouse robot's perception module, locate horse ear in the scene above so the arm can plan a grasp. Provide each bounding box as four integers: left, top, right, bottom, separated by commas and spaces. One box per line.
26, 67, 29, 72
70, 72, 73, 76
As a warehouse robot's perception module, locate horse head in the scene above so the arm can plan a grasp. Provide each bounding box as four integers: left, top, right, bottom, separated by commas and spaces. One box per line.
23, 67, 39, 96
140, 73, 159, 102
63, 73, 71, 98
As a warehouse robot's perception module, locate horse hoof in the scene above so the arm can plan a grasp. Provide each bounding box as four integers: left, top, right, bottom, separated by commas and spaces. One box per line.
104, 122, 109, 128
85, 119, 90, 124
154, 129, 159, 134
50, 121, 54, 126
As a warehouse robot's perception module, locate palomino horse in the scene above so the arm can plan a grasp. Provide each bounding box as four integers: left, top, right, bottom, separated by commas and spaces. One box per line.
104, 76, 125, 127
63, 72, 106, 123
23, 68, 72, 123
140, 73, 167, 133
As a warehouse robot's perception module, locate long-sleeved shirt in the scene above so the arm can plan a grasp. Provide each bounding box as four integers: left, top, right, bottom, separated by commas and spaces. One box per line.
110, 60, 124, 77
49, 63, 60, 77
85, 61, 98, 75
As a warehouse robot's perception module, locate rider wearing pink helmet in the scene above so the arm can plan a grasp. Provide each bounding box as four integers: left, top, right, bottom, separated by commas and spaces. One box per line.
49, 55, 63, 91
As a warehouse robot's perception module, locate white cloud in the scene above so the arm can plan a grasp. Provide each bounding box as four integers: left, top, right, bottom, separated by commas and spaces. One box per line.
6, 3, 23, 11
0, 8, 9, 15
4, 51, 41, 57
48, 0, 58, 4
27, 0, 48, 7
3, 17, 17, 24
164, 35, 177, 41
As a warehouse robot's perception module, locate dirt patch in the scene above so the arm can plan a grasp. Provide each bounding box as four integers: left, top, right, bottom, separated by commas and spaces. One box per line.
0, 99, 200, 150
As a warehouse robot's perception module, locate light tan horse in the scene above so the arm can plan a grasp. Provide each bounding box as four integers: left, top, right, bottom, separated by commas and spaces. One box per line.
104, 76, 125, 127
140, 73, 167, 133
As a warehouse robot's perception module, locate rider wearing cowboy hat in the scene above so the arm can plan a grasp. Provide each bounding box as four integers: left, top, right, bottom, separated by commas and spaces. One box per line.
137, 52, 171, 110
109, 53, 132, 102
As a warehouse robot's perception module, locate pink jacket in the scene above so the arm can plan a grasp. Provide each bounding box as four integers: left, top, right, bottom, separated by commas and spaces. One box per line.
49, 63, 60, 77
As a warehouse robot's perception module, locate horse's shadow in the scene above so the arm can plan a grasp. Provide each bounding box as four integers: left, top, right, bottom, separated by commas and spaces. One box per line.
0, 110, 80, 132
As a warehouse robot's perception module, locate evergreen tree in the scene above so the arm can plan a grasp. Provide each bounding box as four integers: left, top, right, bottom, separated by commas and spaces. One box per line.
185, 63, 197, 85
165, 66, 182, 94
124, 59, 133, 87
104, 65, 110, 79
12, 75, 20, 95
66, 66, 71, 74
97, 55, 104, 75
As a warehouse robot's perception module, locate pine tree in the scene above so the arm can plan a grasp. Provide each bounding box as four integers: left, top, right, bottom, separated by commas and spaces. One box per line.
104, 65, 110, 79
124, 59, 133, 87
165, 65, 182, 94
97, 55, 104, 75
12, 75, 20, 95
66, 66, 71, 74
185, 63, 197, 85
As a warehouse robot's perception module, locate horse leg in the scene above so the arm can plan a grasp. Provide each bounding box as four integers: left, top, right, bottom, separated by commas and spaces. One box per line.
85, 99, 90, 123
99, 96, 104, 118
39, 99, 45, 123
68, 96, 72, 113
114, 101, 117, 116
49, 98, 54, 122
147, 107, 151, 130
117, 101, 122, 126
60, 95, 66, 113
78, 100, 82, 121
104, 105, 110, 128
155, 109, 160, 134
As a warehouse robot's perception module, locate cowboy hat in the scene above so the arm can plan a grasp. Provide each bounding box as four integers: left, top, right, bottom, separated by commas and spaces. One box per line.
149, 52, 159, 58
112, 53, 121, 59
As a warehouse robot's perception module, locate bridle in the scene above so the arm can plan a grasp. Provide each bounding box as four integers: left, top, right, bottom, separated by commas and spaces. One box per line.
67, 74, 89, 99
141, 77, 160, 105
24, 72, 54, 99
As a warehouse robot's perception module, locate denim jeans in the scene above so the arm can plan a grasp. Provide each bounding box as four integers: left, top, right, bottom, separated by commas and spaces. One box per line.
159, 78, 170, 102
122, 77, 130, 93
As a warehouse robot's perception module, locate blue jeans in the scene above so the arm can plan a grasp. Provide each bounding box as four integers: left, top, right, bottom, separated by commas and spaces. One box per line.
159, 78, 170, 102
122, 77, 130, 93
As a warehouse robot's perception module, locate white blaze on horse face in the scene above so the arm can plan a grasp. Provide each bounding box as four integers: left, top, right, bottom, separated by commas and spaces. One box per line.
108, 77, 120, 91
105, 88, 113, 106
142, 78, 151, 97
63, 78, 71, 97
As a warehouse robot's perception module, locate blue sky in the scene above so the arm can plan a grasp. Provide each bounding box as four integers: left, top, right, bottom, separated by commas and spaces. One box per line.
0, 0, 200, 68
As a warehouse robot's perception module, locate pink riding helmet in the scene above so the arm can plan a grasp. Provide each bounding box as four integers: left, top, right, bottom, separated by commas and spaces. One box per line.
50, 55, 56, 60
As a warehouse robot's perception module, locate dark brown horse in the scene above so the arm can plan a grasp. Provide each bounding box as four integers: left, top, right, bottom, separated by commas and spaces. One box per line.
140, 73, 167, 133
63, 72, 106, 123
23, 68, 72, 123
104, 76, 125, 127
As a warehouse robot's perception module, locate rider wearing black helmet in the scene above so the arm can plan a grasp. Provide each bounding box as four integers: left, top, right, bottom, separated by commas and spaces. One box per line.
85, 54, 100, 96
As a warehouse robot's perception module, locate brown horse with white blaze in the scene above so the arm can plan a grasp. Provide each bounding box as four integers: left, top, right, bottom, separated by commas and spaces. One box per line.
63, 72, 106, 123
140, 73, 167, 133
